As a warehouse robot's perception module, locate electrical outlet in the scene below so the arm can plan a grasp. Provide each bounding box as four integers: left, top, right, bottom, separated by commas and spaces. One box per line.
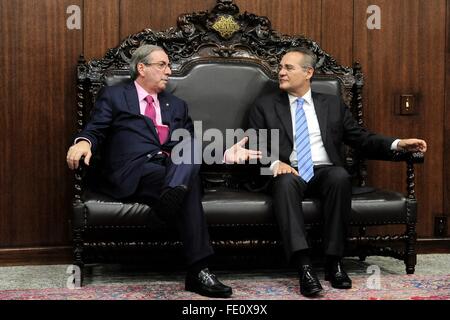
434, 216, 447, 237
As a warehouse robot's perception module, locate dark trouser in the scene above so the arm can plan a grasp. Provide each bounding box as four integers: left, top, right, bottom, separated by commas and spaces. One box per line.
131, 157, 214, 266
271, 166, 351, 262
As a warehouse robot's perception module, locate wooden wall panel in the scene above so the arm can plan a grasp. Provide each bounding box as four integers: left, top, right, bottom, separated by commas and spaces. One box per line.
119, 0, 216, 40
354, 0, 446, 236
84, 0, 120, 60
0, 0, 14, 247
119, 0, 321, 44
417, 0, 446, 236
321, 0, 353, 66
237, 0, 322, 40
0, 0, 83, 247
445, 0, 450, 235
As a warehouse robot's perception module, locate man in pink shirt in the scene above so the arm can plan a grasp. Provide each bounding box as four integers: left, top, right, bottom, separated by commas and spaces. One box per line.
66, 45, 260, 298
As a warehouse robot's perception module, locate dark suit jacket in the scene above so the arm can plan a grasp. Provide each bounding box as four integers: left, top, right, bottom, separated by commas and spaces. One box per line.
248, 90, 395, 168
76, 82, 194, 198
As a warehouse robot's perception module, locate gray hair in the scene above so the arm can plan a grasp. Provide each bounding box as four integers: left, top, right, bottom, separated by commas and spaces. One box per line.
286, 47, 317, 69
129, 44, 165, 80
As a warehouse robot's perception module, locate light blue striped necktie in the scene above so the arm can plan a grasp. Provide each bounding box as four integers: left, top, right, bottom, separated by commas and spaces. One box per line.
295, 98, 314, 182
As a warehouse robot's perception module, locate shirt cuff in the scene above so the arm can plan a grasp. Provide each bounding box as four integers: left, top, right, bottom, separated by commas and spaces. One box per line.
391, 139, 400, 151
223, 148, 232, 164
74, 137, 92, 148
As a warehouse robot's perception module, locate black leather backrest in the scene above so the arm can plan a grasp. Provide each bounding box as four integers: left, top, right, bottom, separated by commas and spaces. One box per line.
103, 62, 341, 135
167, 62, 340, 133
167, 62, 277, 132
311, 78, 340, 96
103, 71, 132, 87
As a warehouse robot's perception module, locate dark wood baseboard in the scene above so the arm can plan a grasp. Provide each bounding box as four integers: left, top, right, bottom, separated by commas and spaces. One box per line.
416, 238, 450, 253
0, 238, 448, 266
0, 246, 72, 266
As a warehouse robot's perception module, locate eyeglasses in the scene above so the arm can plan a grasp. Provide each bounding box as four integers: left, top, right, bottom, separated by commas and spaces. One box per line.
277, 64, 312, 73
143, 61, 172, 71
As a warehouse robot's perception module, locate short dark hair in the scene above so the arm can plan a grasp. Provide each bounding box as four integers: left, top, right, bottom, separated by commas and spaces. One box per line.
285, 47, 317, 69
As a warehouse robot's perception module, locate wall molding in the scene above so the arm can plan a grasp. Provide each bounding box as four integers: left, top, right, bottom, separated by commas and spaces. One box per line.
0, 239, 448, 266
0, 246, 72, 266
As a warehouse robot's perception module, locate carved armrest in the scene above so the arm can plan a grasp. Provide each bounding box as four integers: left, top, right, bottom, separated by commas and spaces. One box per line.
389, 151, 425, 164
368, 151, 424, 200
357, 151, 424, 199
392, 151, 424, 200
73, 156, 87, 203
364, 151, 425, 164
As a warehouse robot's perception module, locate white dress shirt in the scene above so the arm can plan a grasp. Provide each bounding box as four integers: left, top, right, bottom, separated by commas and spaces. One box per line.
288, 90, 332, 167
270, 89, 400, 172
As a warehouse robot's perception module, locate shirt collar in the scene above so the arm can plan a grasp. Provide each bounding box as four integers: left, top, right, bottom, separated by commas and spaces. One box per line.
288, 88, 313, 107
134, 81, 158, 102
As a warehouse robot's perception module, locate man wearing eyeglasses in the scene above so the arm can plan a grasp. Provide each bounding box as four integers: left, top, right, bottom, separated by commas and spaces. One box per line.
248, 47, 427, 297
66, 44, 260, 298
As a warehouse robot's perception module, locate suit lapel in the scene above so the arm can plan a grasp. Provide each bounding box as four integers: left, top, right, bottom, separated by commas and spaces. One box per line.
274, 92, 294, 145
124, 83, 159, 141
312, 92, 329, 144
158, 92, 171, 127
124, 83, 140, 115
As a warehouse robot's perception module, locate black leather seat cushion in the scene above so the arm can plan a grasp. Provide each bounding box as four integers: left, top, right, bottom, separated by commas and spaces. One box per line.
77, 188, 409, 229
203, 188, 408, 226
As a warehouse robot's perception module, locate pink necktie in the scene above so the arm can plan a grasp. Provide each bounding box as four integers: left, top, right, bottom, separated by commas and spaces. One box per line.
145, 95, 169, 144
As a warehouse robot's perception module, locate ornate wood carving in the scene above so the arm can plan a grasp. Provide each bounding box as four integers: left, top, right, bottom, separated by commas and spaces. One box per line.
407, 161, 416, 199
74, 55, 87, 203
78, 0, 353, 89
73, 229, 85, 272
405, 223, 417, 274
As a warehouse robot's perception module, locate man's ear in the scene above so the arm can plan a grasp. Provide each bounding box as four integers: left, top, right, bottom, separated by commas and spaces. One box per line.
306, 68, 314, 80
137, 63, 145, 77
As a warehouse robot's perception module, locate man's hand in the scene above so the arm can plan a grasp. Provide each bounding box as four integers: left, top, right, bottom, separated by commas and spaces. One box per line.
225, 136, 262, 164
273, 161, 299, 177
66, 140, 92, 170
397, 138, 427, 153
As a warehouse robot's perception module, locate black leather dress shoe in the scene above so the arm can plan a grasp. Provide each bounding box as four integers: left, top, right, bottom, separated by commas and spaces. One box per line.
298, 265, 323, 297
156, 185, 188, 222
185, 268, 233, 298
325, 261, 352, 289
